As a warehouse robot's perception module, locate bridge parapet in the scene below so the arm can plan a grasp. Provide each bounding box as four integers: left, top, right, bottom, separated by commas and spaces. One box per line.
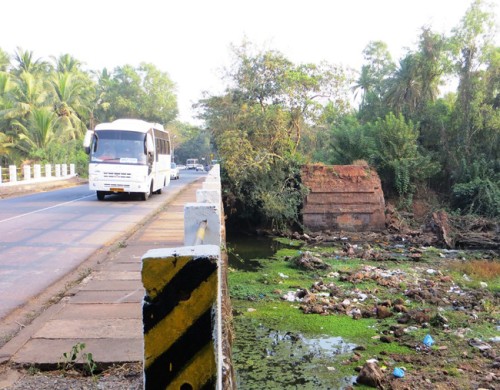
141, 165, 234, 389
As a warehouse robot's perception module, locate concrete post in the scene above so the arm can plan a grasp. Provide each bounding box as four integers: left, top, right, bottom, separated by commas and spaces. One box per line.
23, 165, 31, 181
203, 181, 221, 193
70, 164, 75, 176
196, 189, 221, 205
9, 165, 17, 183
45, 164, 52, 178
34, 164, 41, 180
62, 163, 67, 176
55, 164, 61, 177
141, 245, 222, 390
184, 203, 221, 246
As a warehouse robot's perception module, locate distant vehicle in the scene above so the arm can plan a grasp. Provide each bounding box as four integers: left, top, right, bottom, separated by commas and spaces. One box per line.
195, 164, 205, 172
170, 162, 180, 180
83, 119, 171, 201
176, 164, 186, 170
186, 158, 199, 169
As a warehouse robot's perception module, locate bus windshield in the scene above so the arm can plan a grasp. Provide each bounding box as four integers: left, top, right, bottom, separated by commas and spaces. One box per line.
90, 130, 147, 164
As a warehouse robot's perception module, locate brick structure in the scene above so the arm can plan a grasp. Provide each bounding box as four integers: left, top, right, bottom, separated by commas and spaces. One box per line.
301, 164, 386, 232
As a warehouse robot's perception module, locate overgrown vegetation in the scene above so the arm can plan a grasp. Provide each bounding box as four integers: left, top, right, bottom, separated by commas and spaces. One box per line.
198, 0, 499, 230
1, 0, 498, 229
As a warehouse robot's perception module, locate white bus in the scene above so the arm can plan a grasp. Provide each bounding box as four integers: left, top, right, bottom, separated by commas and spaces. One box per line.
83, 119, 171, 201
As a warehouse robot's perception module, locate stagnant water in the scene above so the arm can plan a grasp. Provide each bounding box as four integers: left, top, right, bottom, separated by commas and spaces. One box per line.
227, 234, 285, 271
227, 234, 358, 389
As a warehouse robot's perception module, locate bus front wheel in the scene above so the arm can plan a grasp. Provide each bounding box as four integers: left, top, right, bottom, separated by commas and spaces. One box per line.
140, 182, 152, 201
96, 191, 106, 201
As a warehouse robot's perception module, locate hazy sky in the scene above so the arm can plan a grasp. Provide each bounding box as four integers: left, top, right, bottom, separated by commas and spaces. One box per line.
1, 0, 496, 123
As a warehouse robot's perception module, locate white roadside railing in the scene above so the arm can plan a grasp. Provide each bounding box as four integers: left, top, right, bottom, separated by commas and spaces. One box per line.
0, 163, 76, 186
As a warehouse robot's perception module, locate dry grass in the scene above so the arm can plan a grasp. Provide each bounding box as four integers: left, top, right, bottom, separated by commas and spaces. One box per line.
449, 259, 500, 281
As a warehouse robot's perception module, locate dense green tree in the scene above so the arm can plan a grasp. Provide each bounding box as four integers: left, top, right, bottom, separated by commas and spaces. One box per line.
166, 120, 213, 164
199, 43, 352, 230
94, 63, 177, 125
328, 114, 374, 165
370, 113, 439, 208
355, 41, 395, 122
446, 0, 499, 216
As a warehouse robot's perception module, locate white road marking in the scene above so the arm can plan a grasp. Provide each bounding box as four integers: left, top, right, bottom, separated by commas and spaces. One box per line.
0, 194, 95, 223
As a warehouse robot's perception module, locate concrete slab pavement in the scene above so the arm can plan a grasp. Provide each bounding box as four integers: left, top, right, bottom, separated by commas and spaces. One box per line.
0, 178, 204, 367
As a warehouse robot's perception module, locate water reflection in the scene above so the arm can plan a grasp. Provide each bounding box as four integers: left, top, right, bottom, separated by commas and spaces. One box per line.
233, 322, 358, 389
227, 234, 284, 271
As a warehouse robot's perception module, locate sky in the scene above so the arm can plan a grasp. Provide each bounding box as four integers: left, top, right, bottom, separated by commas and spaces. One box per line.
1, 0, 497, 124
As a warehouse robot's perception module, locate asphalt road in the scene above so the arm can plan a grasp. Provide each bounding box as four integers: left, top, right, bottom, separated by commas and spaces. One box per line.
0, 170, 204, 320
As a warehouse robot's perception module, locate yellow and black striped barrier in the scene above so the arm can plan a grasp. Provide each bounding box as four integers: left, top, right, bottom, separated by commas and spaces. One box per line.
142, 245, 221, 390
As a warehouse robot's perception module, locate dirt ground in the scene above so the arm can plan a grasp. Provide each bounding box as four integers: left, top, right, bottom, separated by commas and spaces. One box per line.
285, 216, 499, 390
0, 363, 143, 390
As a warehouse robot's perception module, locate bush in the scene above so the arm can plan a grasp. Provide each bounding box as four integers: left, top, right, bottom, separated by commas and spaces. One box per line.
452, 177, 500, 217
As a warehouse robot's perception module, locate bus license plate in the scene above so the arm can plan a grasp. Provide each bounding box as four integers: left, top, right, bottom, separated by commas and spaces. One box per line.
110, 187, 124, 192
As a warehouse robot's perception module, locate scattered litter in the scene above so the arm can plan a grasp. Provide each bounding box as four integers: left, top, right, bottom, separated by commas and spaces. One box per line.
468, 338, 492, 351
282, 291, 298, 302
357, 293, 368, 301
393, 367, 405, 378
423, 334, 434, 347
278, 272, 289, 279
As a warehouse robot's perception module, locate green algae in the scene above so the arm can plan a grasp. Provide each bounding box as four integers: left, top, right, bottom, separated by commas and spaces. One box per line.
228, 245, 411, 388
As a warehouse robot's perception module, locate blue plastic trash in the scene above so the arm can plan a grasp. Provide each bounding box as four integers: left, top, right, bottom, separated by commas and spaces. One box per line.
393, 367, 405, 378
423, 334, 434, 347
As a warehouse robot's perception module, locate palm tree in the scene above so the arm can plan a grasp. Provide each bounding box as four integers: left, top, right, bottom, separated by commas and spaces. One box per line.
0, 71, 48, 120
51, 53, 82, 74
13, 107, 58, 153
416, 28, 447, 108
352, 65, 374, 107
0, 72, 12, 106
51, 72, 89, 140
0, 132, 14, 163
384, 54, 422, 117
12, 48, 48, 75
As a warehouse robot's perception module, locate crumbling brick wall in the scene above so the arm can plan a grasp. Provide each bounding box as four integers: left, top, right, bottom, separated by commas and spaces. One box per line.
301, 164, 386, 232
